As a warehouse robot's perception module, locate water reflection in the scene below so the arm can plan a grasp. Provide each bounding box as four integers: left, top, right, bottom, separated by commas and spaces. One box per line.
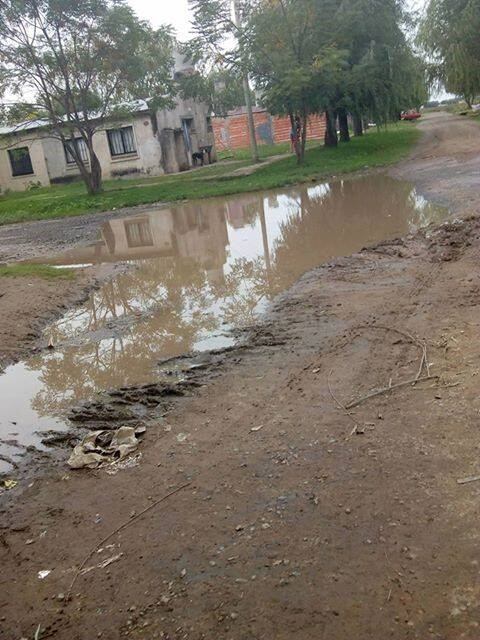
0, 175, 446, 466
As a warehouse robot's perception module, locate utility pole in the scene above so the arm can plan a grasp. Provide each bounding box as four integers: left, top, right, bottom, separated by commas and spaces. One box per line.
232, 0, 259, 163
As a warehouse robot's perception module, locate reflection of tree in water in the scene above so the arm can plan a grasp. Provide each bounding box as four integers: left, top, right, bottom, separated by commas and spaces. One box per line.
211, 256, 276, 326
27, 176, 446, 418
29, 257, 220, 416
28, 254, 275, 417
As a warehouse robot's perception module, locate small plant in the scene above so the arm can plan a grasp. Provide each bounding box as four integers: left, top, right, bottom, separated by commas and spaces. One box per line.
27, 181, 42, 191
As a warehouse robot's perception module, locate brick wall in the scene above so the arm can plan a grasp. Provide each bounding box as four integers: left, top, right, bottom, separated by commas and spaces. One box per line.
213, 110, 326, 151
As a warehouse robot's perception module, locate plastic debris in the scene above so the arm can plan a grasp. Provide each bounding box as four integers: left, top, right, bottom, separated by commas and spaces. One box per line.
67, 426, 145, 469
2, 479, 18, 490
38, 570, 51, 579
104, 453, 142, 475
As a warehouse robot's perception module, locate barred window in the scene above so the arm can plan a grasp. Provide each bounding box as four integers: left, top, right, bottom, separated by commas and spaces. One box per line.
107, 126, 136, 157
8, 147, 34, 177
124, 220, 153, 248
64, 137, 89, 164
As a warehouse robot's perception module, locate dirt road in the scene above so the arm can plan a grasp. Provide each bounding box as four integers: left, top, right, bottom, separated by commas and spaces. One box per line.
1, 111, 480, 639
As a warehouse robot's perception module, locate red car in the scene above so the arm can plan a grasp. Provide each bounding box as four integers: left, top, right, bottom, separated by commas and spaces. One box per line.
401, 110, 422, 121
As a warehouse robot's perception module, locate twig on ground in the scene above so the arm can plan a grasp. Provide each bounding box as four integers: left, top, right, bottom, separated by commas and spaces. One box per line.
457, 475, 480, 485
327, 369, 358, 436
357, 323, 419, 346
345, 375, 439, 410
416, 345, 426, 380
66, 481, 192, 601
358, 323, 430, 379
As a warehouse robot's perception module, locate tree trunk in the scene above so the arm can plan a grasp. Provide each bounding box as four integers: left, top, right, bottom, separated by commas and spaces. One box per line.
87, 151, 103, 195
352, 113, 363, 136
300, 111, 308, 158
465, 95, 472, 109
324, 109, 338, 147
290, 112, 303, 164
337, 108, 350, 142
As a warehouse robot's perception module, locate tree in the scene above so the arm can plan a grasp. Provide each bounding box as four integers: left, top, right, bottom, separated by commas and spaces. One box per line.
334, 0, 427, 134
245, 0, 346, 159
420, 0, 480, 108
188, 0, 260, 162
177, 66, 248, 115
0, 0, 175, 194
245, 0, 425, 152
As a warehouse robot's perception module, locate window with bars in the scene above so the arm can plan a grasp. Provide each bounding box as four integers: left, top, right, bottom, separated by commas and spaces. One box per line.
64, 137, 89, 164
106, 126, 136, 157
8, 147, 34, 177
124, 220, 154, 248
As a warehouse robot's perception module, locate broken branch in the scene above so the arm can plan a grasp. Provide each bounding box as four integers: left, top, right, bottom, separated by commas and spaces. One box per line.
345, 375, 439, 410
66, 481, 192, 600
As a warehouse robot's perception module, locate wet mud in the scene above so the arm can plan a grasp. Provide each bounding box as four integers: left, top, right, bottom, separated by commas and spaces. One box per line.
2, 111, 480, 640
0, 175, 446, 474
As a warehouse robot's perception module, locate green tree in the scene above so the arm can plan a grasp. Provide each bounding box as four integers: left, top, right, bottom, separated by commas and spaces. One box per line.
335, 0, 427, 134
177, 67, 247, 115
245, 0, 346, 158
420, 0, 480, 107
0, 0, 175, 194
188, 0, 260, 161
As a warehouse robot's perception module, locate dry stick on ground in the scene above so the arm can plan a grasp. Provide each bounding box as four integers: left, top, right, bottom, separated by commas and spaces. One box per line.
327, 369, 359, 437
349, 324, 433, 402
358, 324, 429, 376
345, 375, 439, 410
66, 481, 192, 601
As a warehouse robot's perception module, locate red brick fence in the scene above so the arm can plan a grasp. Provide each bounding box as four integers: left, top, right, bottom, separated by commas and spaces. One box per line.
212, 108, 326, 151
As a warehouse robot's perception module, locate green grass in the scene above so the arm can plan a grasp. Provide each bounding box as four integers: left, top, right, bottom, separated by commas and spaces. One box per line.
0, 123, 419, 226
217, 140, 319, 161
0, 264, 75, 279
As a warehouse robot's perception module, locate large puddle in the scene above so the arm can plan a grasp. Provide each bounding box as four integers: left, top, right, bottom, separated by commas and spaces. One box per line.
0, 175, 447, 473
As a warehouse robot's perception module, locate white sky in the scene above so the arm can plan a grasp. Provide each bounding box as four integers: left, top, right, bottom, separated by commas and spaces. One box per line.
127, 0, 451, 100
128, 0, 427, 39
128, 0, 193, 40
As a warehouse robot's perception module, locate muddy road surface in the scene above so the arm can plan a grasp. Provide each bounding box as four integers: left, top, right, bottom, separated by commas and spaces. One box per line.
1, 111, 480, 639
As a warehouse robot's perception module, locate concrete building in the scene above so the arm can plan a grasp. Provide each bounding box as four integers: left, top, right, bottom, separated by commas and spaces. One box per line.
0, 96, 215, 192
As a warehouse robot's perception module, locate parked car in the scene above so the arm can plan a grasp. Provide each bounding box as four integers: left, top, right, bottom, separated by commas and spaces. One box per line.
401, 110, 422, 121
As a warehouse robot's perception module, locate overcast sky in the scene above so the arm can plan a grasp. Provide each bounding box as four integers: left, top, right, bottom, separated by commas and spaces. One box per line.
128, 0, 428, 40
128, 0, 193, 39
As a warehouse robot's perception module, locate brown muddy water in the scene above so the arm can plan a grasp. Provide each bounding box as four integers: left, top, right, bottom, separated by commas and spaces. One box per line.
0, 175, 447, 473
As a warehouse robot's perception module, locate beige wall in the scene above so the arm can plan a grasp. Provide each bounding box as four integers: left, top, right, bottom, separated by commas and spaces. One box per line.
156, 97, 215, 164
0, 101, 216, 192
43, 113, 164, 184
0, 133, 51, 192
95, 115, 163, 180
0, 113, 164, 192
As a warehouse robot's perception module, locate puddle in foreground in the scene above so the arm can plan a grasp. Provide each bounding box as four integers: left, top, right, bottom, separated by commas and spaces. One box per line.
0, 175, 447, 472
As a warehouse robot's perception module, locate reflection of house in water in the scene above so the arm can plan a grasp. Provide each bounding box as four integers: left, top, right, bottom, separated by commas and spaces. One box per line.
172, 204, 228, 284
225, 194, 262, 229
43, 206, 229, 284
